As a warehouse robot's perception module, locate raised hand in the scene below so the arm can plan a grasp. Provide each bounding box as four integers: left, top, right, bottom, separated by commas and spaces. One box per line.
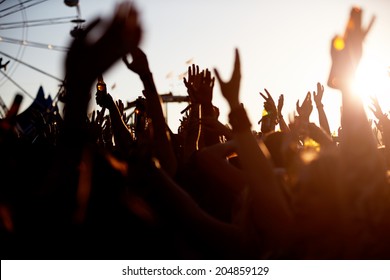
277, 94, 284, 116
184, 65, 215, 105
214, 48, 241, 109
122, 46, 150, 76
258, 89, 277, 133
296, 91, 313, 122
313, 82, 325, 107
123, 46, 177, 175
313, 82, 331, 136
116, 99, 128, 124
66, 1, 142, 85
259, 88, 277, 115
183, 64, 200, 99
370, 95, 390, 169
328, 7, 375, 89
369, 95, 387, 122
95, 91, 114, 109
344, 8, 376, 59
86, 109, 105, 143
197, 69, 215, 105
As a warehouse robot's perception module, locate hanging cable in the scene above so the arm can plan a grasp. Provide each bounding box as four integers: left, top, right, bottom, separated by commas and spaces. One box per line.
0, 50, 63, 82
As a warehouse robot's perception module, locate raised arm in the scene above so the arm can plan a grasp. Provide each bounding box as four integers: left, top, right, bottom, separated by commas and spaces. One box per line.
180, 64, 202, 161
312, 82, 331, 136
63, 1, 141, 150
370, 95, 390, 168
258, 89, 277, 134
296, 91, 313, 124
95, 90, 134, 154
328, 7, 386, 181
214, 48, 293, 248
123, 47, 177, 176
183, 65, 221, 147
277, 94, 290, 132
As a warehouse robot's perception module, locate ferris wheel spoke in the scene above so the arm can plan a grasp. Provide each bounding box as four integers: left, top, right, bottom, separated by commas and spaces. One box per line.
0, 68, 34, 100
1, 36, 69, 52
0, 16, 78, 30
0, 50, 63, 82
0, 0, 49, 18
0, 0, 83, 105
0, 0, 34, 13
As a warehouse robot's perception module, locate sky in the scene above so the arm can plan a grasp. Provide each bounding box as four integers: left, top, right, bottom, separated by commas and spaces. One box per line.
1, 0, 390, 134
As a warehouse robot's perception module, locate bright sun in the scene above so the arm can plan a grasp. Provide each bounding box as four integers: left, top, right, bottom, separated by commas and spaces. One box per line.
353, 56, 390, 118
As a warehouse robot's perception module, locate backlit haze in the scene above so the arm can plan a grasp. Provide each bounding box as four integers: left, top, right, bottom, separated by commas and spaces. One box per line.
1, 0, 390, 134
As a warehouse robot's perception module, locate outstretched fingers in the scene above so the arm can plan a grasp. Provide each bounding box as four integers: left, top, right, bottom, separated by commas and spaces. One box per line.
233, 48, 241, 80
214, 48, 241, 108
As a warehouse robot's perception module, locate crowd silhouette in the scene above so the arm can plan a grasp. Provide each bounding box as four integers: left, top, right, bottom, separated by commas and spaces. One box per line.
2, 2, 390, 260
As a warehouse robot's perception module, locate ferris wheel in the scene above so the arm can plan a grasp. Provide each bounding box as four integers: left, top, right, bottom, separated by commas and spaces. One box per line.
0, 0, 85, 117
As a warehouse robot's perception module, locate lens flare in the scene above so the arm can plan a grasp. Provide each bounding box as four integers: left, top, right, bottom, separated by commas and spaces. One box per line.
333, 36, 345, 50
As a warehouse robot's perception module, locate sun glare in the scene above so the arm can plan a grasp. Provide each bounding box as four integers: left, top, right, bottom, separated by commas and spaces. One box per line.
353, 56, 390, 117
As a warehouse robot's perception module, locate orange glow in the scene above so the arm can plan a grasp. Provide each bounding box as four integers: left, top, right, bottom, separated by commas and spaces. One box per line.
333, 36, 345, 50
97, 84, 105, 91
347, 20, 355, 30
